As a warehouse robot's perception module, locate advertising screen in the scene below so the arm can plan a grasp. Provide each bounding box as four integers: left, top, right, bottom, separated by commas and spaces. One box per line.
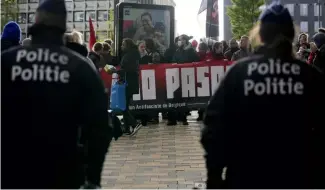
122, 7, 171, 53
116, 3, 174, 58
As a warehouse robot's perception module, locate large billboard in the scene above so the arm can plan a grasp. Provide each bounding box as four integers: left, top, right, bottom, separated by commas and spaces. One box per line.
116, 3, 175, 60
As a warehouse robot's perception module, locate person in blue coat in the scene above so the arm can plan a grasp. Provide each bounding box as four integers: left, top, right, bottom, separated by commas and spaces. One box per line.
1, 21, 21, 51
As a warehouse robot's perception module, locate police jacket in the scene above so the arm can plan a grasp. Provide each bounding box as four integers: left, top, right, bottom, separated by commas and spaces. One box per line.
1, 34, 112, 189
201, 46, 325, 189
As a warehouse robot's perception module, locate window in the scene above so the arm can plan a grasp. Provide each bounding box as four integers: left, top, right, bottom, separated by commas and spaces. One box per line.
314, 4, 322, 17
285, 4, 294, 16
315, 21, 323, 32
74, 11, 84, 22
67, 11, 73, 22
300, 21, 308, 33
300, 4, 308, 16
97, 10, 108, 21
97, 31, 107, 40
86, 11, 96, 21
28, 0, 38, 2
18, 0, 27, 3
85, 31, 90, 42
28, 13, 35, 23
18, 13, 27, 24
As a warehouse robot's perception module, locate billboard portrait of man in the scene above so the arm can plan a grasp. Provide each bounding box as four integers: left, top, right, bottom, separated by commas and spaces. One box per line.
122, 8, 171, 55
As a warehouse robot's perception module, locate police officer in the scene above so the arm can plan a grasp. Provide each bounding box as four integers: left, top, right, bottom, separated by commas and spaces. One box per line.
1, 0, 112, 189
201, 1, 325, 189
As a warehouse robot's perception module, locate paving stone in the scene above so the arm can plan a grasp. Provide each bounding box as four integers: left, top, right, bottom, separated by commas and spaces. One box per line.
102, 112, 206, 188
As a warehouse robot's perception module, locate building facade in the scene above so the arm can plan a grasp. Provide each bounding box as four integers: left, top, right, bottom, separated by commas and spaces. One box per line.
10, 0, 175, 43
265, 0, 324, 38
119, 0, 175, 6
222, 0, 325, 41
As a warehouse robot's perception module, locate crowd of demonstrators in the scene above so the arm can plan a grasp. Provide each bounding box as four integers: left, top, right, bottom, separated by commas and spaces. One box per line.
144, 38, 162, 63
224, 38, 240, 60
64, 30, 88, 58
201, 1, 325, 188
173, 34, 200, 63
291, 31, 325, 73
88, 42, 103, 70
191, 39, 198, 50
1, 0, 112, 188
231, 35, 252, 61
221, 40, 229, 54
100, 42, 113, 66
164, 36, 179, 63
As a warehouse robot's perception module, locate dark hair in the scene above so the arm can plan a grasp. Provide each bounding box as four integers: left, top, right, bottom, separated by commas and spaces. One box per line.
122, 38, 137, 51
144, 38, 156, 51
93, 42, 103, 52
179, 34, 190, 42
141, 12, 152, 21
211, 42, 224, 58
212, 42, 222, 52
319, 28, 325, 34
298, 33, 308, 42
221, 40, 228, 52
198, 42, 208, 51
102, 42, 111, 52
174, 36, 179, 44
105, 39, 113, 45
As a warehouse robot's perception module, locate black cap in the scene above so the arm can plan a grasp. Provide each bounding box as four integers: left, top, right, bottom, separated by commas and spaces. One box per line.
313, 32, 325, 49
33, 0, 67, 31
259, 0, 293, 25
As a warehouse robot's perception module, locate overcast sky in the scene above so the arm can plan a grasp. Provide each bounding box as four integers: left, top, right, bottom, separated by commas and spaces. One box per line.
174, 0, 225, 40
174, 0, 206, 40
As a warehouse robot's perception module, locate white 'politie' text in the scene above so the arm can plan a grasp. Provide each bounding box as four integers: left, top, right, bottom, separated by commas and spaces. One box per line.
244, 59, 304, 96
12, 49, 70, 83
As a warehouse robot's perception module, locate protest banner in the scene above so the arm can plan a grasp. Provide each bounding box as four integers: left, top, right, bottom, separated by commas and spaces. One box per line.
100, 60, 234, 112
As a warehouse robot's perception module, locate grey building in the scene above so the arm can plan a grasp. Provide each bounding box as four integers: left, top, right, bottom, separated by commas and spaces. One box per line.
223, 0, 232, 41
14, 0, 116, 44
10, 0, 175, 45
265, 0, 324, 38
222, 0, 324, 41
119, 0, 175, 6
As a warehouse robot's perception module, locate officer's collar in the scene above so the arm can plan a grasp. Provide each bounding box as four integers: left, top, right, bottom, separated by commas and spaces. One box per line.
31, 35, 64, 46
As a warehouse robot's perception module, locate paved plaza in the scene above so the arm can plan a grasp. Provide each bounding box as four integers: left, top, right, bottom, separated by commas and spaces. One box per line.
101, 112, 207, 189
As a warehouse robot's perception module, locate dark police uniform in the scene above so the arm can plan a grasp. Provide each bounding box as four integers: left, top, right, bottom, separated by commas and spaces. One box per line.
201, 52, 325, 188
1, 44, 112, 188
201, 1, 325, 188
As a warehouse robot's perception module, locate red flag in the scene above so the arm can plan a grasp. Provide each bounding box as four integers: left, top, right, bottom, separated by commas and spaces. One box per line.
88, 17, 96, 51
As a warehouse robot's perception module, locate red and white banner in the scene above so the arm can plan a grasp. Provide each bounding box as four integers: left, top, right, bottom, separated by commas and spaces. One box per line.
100, 60, 234, 112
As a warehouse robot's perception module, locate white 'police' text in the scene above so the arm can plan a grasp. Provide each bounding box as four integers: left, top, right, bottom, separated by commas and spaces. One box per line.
12, 49, 70, 83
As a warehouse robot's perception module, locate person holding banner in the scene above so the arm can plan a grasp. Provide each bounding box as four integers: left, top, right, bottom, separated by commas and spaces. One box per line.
109, 38, 142, 135
201, 1, 325, 188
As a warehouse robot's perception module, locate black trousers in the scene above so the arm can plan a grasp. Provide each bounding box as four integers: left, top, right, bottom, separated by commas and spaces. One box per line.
122, 89, 136, 129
